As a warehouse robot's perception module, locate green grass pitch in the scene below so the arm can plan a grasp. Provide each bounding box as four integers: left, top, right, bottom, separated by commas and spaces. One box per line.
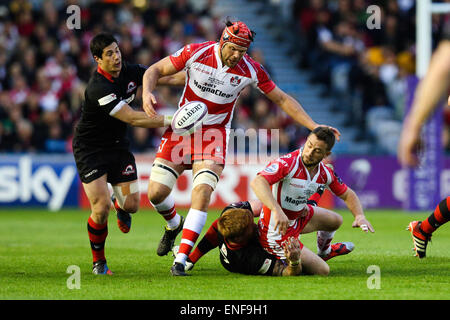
0, 208, 449, 300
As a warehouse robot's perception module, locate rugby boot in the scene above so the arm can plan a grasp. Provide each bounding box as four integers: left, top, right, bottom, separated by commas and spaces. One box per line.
407, 221, 431, 258
321, 242, 355, 261
172, 246, 195, 271
171, 262, 189, 276
92, 260, 113, 275
157, 216, 184, 256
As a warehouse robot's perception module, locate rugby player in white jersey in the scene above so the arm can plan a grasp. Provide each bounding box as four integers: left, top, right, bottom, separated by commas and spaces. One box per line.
252, 127, 374, 262
141, 19, 341, 276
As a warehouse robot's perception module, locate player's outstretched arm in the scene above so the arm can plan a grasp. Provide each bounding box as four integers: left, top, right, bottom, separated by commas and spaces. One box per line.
111, 103, 171, 128
398, 40, 450, 167
142, 56, 179, 117
338, 188, 374, 233
157, 71, 186, 87
265, 86, 341, 141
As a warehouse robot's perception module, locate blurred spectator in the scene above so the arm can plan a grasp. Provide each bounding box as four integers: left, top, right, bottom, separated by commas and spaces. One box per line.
0, 0, 431, 157
292, 0, 450, 155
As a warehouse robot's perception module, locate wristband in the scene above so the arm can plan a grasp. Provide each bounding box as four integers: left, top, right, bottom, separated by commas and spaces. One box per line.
289, 259, 301, 267
164, 115, 173, 126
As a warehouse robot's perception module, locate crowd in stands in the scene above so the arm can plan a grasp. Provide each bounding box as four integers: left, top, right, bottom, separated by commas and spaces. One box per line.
292, 0, 450, 155
0, 0, 449, 156
0, 0, 223, 153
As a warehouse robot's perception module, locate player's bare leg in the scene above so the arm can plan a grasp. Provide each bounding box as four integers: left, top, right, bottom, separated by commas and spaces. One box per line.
302, 206, 354, 260
172, 160, 224, 276
298, 245, 330, 276
83, 174, 113, 275
148, 158, 186, 256
111, 180, 140, 233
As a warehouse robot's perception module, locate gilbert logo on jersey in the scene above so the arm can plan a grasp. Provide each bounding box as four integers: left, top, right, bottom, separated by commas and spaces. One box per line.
230, 76, 241, 87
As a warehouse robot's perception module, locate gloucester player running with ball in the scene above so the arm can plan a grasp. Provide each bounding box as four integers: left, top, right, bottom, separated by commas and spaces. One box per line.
251, 127, 374, 262
72, 33, 172, 275
141, 19, 341, 276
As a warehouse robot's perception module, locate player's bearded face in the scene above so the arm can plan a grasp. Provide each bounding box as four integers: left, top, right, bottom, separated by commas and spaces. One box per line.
301, 135, 330, 168
221, 43, 247, 68
98, 42, 122, 75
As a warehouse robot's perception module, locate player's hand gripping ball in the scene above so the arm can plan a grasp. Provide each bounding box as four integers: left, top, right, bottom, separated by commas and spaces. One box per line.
171, 101, 208, 136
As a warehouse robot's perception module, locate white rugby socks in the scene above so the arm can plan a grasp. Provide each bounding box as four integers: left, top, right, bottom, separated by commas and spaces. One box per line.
317, 230, 336, 256
151, 194, 181, 230
175, 208, 208, 265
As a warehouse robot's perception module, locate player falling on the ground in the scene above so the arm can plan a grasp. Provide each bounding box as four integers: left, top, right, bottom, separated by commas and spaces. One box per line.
141, 19, 341, 276
72, 33, 172, 275
177, 201, 320, 276
179, 196, 344, 276
398, 26, 450, 258
251, 127, 374, 262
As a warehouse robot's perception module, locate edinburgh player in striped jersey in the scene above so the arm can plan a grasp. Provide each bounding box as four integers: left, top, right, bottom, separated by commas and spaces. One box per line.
72, 33, 174, 275
175, 200, 328, 276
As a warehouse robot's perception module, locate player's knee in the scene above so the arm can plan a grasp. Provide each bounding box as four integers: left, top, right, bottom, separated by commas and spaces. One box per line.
316, 263, 330, 276
324, 212, 343, 231
91, 197, 111, 217
122, 193, 140, 213
147, 185, 169, 205
334, 214, 343, 229
192, 184, 213, 202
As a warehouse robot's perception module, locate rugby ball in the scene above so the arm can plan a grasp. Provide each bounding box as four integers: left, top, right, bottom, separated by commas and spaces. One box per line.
171, 101, 208, 136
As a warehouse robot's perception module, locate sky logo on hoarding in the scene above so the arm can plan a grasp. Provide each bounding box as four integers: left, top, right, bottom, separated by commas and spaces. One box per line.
0, 156, 77, 211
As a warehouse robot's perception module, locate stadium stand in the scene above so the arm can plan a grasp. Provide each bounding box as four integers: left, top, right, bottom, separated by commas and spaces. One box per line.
0, 0, 448, 156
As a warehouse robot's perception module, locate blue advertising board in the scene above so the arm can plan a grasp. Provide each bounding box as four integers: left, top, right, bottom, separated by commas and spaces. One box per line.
0, 155, 79, 211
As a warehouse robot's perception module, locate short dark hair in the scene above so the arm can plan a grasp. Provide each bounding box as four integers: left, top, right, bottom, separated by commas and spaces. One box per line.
90, 33, 118, 59
310, 126, 335, 151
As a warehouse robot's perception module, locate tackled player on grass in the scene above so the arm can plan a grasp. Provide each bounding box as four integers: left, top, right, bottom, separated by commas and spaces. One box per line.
251, 127, 374, 263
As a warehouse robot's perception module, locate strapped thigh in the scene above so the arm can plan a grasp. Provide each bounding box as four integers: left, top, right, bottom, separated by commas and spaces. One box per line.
192, 168, 220, 190
150, 159, 180, 189
112, 181, 139, 208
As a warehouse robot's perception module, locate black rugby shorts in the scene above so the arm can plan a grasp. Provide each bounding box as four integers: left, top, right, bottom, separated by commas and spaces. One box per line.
73, 146, 138, 184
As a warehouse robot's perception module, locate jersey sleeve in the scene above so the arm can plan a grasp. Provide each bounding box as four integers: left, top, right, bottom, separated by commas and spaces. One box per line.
86, 82, 124, 116
251, 59, 276, 94
257, 151, 297, 185
169, 42, 208, 71
326, 167, 348, 196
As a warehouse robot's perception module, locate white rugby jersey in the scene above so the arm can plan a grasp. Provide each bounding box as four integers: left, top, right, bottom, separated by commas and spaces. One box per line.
169, 41, 276, 130
256, 148, 348, 258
